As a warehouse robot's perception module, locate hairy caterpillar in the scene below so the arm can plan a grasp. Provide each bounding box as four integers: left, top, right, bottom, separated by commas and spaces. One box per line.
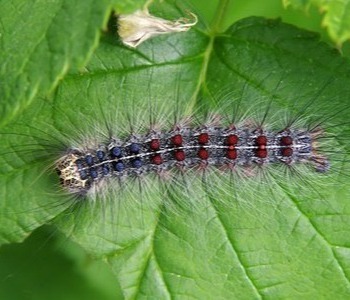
56, 115, 328, 196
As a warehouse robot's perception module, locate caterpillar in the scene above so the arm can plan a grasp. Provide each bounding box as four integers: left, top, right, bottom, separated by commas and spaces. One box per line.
57, 116, 328, 196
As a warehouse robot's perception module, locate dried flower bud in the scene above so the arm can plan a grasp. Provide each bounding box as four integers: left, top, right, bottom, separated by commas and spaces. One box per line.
118, 9, 197, 48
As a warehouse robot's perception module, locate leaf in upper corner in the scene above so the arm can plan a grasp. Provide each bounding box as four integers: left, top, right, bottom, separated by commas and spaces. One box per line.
0, 0, 149, 128
0, 0, 110, 127
283, 0, 350, 45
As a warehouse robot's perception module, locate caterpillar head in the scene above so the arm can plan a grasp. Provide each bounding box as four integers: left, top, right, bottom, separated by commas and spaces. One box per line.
55, 152, 90, 195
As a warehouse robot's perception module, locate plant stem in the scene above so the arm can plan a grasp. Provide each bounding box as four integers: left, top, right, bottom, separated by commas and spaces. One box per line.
210, 0, 230, 34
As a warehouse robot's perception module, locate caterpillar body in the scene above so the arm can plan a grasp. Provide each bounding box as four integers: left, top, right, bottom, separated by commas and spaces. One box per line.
57, 122, 327, 196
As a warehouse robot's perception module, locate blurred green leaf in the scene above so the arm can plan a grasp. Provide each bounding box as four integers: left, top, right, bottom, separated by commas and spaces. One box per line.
1, 0, 350, 298
284, 0, 350, 45
0, 226, 123, 300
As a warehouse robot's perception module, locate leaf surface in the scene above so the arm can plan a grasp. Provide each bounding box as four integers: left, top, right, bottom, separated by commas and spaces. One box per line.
0, 0, 147, 127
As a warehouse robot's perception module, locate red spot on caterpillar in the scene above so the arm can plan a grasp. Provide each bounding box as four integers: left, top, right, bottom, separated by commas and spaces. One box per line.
198, 133, 209, 144
282, 147, 293, 157
256, 149, 267, 158
172, 134, 183, 146
226, 134, 238, 145
256, 135, 267, 146
227, 149, 237, 160
150, 139, 160, 150
151, 154, 163, 165
198, 148, 209, 160
174, 150, 185, 161
280, 136, 293, 146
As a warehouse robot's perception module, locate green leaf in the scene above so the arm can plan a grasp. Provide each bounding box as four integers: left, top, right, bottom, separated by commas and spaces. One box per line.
1, 0, 350, 298
284, 0, 350, 45
0, 0, 147, 128
0, 226, 123, 300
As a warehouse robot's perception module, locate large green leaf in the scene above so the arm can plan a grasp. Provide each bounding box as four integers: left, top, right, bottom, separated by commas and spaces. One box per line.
1, 0, 350, 298
0, 0, 147, 128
